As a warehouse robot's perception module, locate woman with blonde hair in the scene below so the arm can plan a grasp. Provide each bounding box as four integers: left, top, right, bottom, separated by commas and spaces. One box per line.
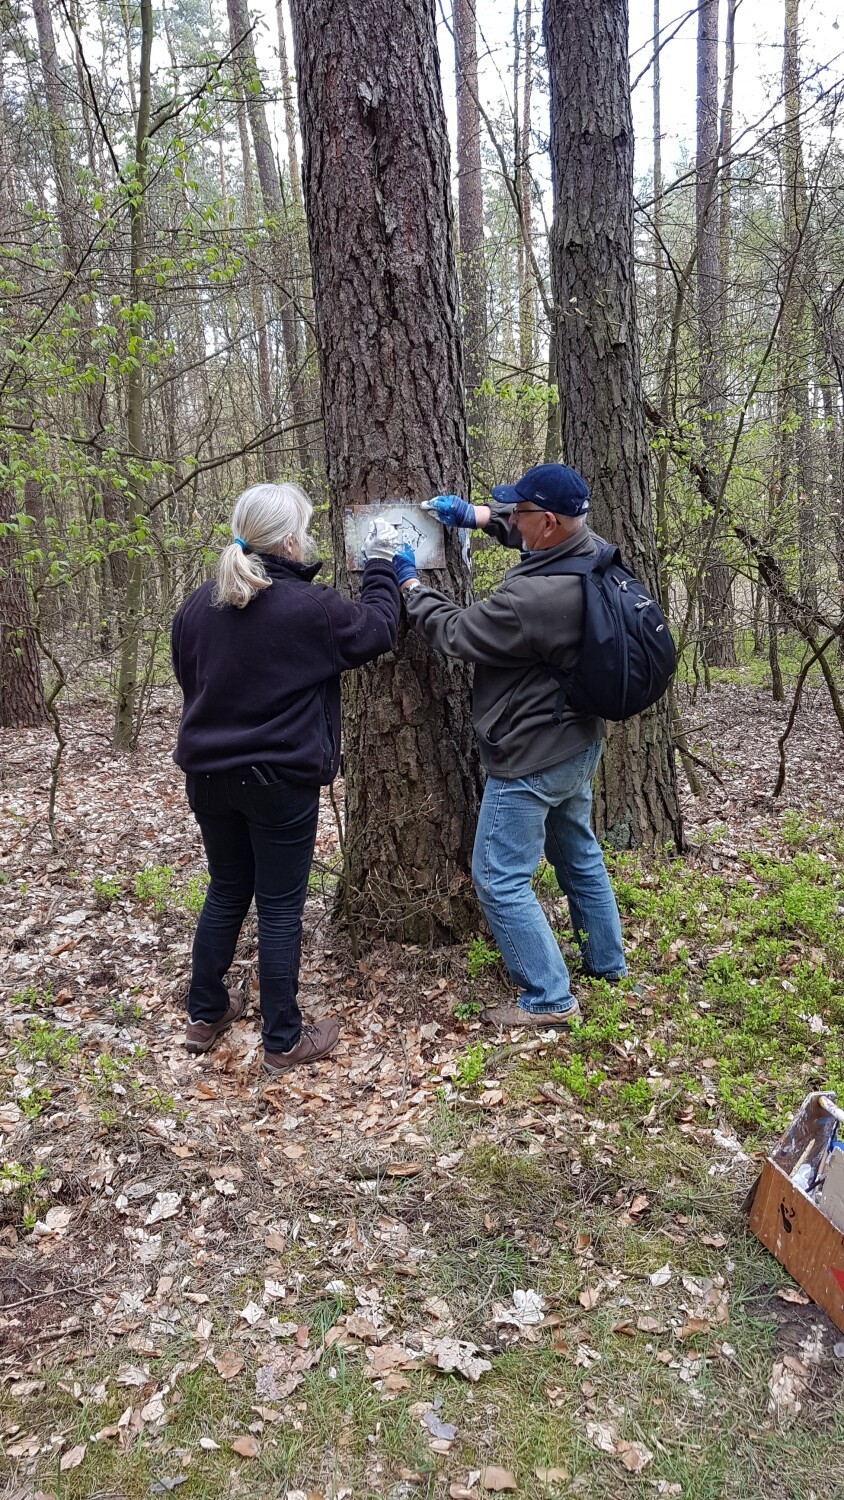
171, 482, 401, 1075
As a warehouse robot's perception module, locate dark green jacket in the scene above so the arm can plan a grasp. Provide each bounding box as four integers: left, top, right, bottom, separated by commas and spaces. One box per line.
403, 508, 605, 779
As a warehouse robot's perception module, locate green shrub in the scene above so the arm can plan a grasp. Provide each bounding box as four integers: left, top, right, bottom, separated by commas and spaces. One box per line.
134, 864, 176, 912
13, 1020, 79, 1067
455, 1042, 486, 1088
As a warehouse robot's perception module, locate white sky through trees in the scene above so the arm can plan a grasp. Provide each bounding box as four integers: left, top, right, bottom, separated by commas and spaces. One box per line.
429, 0, 843, 179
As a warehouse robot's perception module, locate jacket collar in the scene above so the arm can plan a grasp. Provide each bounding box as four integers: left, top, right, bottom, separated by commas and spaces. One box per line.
512, 527, 598, 576
258, 553, 323, 583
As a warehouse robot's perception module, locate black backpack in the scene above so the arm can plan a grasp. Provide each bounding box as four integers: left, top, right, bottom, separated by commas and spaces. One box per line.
538, 540, 676, 723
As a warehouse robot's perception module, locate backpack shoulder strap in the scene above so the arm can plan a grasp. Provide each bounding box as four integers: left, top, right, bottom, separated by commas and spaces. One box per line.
535, 539, 621, 579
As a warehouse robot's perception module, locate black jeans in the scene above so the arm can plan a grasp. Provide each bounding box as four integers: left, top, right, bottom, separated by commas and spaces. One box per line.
185, 770, 320, 1053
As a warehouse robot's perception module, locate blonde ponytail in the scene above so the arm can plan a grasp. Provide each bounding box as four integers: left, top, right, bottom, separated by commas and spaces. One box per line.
213, 483, 315, 609
214, 543, 270, 610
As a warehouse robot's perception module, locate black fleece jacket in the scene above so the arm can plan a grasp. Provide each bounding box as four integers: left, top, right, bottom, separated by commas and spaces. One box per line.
171, 555, 399, 784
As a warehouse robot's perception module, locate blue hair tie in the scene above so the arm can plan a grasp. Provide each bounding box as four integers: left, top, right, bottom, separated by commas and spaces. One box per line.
233, 536, 248, 552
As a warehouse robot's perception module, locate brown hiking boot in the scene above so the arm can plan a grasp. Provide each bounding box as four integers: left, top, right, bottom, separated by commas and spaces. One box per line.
184, 987, 246, 1055
262, 1017, 341, 1076
482, 1000, 582, 1031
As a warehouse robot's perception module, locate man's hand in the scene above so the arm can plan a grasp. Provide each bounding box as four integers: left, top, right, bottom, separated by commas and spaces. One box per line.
421, 495, 476, 528
361, 518, 402, 561
393, 543, 419, 590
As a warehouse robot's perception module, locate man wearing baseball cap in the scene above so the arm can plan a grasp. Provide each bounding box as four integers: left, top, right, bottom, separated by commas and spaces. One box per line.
394, 463, 626, 1030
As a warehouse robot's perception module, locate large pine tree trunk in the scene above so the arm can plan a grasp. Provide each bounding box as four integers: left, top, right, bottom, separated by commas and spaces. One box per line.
696, 0, 736, 668
544, 0, 683, 852
454, 0, 489, 476
289, 0, 484, 941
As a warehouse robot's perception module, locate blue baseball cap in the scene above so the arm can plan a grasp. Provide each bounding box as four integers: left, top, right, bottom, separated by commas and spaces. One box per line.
491, 463, 590, 517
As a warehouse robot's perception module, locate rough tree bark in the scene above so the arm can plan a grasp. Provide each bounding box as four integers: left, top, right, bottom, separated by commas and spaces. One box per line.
453, 0, 489, 475
652, 0, 664, 355
544, 0, 683, 852
33, 0, 127, 598
235, 99, 279, 476
274, 0, 305, 222
0, 476, 48, 728
778, 0, 817, 615
113, 0, 152, 750
696, 0, 736, 667
226, 0, 311, 476
517, 0, 536, 465
816, 332, 844, 658
275, 0, 320, 435
289, 0, 484, 940
718, 0, 738, 296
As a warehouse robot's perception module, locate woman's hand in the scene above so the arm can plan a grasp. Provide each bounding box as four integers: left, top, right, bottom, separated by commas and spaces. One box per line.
361, 518, 402, 561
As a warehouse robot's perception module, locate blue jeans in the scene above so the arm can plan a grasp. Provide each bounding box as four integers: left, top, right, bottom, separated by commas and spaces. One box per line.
471, 743, 626, 1014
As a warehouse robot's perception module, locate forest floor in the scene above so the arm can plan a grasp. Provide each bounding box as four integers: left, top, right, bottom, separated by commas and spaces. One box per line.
2, 675, 844, 1500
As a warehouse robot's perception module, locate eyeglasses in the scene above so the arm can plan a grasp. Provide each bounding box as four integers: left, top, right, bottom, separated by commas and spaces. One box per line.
513, 503, 547, 516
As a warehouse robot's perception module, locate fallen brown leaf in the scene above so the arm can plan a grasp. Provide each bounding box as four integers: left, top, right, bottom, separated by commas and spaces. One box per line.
480, 1467, 518, 1493
344, 1313, 382, 1343
615, 1439, 653, 1473
60, 1444, 86, 1473
534, 1466, 569, 1488
231, 1435, 261, 1458
638, 1314, 671, 1338
215, 1351, 245, 1381
776, 1287, 811, 1305
768, 1358, 809, 1423
578, 1287, 601, 1310
386, 1161, 423, 1177
676, 1318, 711, 1340
423, 1336, 491, 1382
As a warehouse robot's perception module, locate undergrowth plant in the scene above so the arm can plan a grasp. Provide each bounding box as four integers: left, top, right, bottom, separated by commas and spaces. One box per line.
12, 1020, 79, 1068
0, 1161, 50, 1230
134, 864, 209, 916
455, 1042, 486, 1089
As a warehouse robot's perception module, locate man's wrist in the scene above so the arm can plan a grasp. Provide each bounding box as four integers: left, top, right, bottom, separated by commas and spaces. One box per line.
473, 504, 491, 527
400, 579, 421, 593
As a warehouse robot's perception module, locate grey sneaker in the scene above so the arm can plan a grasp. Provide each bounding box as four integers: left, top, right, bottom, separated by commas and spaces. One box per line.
482, 1001, 582, 1030
184, 987, 246, 1055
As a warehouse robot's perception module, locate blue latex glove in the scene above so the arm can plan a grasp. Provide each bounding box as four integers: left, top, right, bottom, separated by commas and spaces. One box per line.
393, 543, 419, 588
421, 494, 476, 528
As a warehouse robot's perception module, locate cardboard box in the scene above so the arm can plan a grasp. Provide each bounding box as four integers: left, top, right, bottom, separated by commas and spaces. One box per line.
746, 1091, 844, 1334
